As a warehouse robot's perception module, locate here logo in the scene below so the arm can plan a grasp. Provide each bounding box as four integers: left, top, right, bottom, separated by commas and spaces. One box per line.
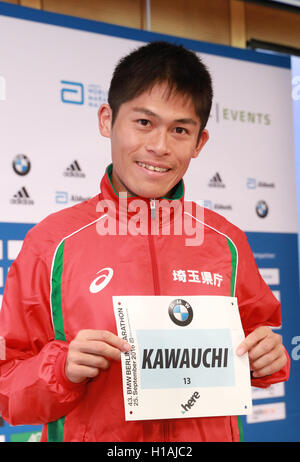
181, 391, 200, 414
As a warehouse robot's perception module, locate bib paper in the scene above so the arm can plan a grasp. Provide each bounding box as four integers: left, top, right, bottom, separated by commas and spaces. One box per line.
113, 295, 252, 421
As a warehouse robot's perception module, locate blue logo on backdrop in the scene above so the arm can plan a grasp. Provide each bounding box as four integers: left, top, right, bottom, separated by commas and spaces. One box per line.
56, 191, 68, 204
60, 80, 108, 107
168, 299, 193, 326
247, 178, 257, 189
12, 154, 31, 176
247, 178, 275, 189
203, 200, 213, 210
60, 81, 84, 105
256, 200, 269, 218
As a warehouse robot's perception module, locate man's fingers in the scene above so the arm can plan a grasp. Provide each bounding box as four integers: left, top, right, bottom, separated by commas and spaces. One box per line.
236, 326, 274, 356
247, 334, 280, 362
251, 353, 287, 378
76, 329, 131, 353
74, 340, 123, 361
66, 329, 131, 383
66, 363, 103, 382
235, 326, 287, 379
68, 350, 111, 369
249, 343, 282, 371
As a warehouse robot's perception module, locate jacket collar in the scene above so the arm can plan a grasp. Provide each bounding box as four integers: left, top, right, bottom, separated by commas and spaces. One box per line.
103, 163, 184, 201
99, 163, 186, 230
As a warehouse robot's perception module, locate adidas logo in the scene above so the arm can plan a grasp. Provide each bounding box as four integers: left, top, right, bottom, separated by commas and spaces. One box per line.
10, 186, 34, 205
63, 160, 86, 178
208, 172, 225, 188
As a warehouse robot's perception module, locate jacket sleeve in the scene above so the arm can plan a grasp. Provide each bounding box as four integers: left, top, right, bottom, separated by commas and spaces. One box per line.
235, 231, 290, 389
0, 231, 87, 426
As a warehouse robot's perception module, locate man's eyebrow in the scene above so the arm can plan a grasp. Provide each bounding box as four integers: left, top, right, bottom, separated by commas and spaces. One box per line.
132, 107, 197, 125
132, 107, 158, 118
174, 117, 197, 125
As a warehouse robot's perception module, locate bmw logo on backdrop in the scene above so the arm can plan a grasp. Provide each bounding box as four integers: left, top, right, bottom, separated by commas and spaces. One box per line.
256, 200, 269, 218
12, 154, 31, 176
168, 299, 193, 326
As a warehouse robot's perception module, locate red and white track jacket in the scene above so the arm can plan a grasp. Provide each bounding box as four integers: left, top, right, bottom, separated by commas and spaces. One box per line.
0, 164, 290, 442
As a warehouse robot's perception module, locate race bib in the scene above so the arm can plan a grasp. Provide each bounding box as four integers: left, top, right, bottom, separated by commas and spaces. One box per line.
113, 295, 252, 421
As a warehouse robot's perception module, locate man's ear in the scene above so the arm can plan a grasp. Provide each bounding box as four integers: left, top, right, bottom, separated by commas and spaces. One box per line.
98, 103, 113, 138
192, 129, 209, 159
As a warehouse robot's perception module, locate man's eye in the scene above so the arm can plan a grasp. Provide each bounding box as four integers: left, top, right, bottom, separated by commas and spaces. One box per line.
174, 127, 188, 134
138, 119, 150, 126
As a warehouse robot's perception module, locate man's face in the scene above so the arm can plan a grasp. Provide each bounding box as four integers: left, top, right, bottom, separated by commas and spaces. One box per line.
98, 83, 209, 198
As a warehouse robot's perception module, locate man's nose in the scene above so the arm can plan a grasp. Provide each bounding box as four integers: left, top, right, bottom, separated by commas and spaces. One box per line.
145, 128, 170, 156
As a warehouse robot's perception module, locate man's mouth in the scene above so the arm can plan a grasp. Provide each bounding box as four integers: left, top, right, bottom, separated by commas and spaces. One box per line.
136, 161, 170, 173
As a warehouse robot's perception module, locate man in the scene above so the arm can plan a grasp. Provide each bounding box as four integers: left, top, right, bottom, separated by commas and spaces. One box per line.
0, 41, 289, 442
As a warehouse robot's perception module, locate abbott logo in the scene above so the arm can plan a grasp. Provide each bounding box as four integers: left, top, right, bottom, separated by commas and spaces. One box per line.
89, 268, 114, 293
56, 191, 68, 204
60, 80, 84, 105
0, 76, 6, 101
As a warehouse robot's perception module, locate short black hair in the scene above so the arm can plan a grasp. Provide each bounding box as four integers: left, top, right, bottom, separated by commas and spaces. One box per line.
108, 41, 213, 133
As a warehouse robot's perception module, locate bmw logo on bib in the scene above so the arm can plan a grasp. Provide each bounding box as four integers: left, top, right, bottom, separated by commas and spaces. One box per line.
168, 299, 193, 326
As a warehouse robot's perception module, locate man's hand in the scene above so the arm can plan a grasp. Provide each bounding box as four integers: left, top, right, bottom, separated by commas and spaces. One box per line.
65, 329, 131, 384
236, 326, 287, 378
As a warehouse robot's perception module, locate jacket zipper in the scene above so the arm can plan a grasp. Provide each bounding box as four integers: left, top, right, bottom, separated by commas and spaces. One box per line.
148, 199, 160, 295
148, 199, 169, 442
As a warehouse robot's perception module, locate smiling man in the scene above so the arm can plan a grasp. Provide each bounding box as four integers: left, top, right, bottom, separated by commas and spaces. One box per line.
0, 41, 289, 443
98, 83, 209, 199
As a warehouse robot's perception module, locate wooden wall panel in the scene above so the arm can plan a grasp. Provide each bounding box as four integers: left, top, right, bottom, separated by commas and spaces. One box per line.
42, 0, 144, 29
245, 2, 300, 48
230, 0, 246, 48
19, 0, 41, 7
150, 0, 231, 45
1, 0, 300, 50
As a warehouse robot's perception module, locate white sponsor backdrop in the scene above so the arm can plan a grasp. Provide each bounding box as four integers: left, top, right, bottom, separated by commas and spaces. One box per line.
0, 2, 299, 442
0, 12, 298, 231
